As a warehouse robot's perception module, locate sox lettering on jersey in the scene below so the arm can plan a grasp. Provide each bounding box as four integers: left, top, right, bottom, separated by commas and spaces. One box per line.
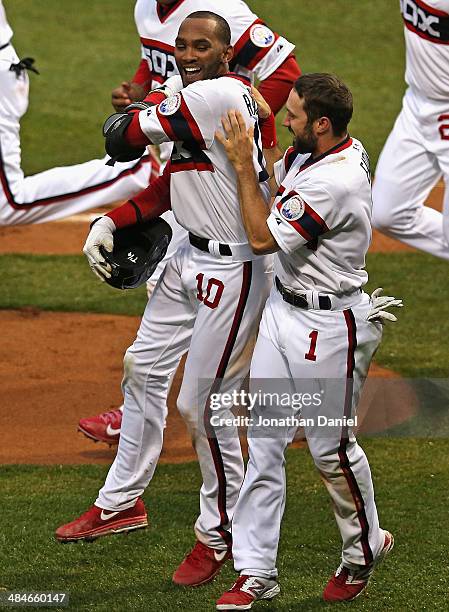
400, 0, 449, 43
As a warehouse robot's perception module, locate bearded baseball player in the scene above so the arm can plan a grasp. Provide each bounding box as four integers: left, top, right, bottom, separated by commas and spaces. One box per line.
372, 0, 449, 259
78, 0, 300, 446
213, 74, 402, 608
0, 0, 159, 226
56, 11, 278, 587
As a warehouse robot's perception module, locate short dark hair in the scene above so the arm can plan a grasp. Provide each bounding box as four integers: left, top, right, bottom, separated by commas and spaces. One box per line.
185, 11, 231, 45
294, 73, 353, 136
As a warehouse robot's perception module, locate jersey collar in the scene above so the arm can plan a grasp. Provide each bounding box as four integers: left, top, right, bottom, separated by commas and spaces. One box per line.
157, 0, 186, 23
297, 135, 352, 173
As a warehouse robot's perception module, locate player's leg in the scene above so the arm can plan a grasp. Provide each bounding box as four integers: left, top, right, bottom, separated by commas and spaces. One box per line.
96, 251, 195, 510
172, 254, 270, 584
55, 248, 196, 542
372, 89, 449, 259
231, 309, 293, 580
286, 295, 385, 567
215, 295, 292, 608
0, 45, 157, 227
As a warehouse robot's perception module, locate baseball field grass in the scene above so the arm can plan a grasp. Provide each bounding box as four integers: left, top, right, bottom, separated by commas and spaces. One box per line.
2, 440, 449, 611
2, 0, 449, 610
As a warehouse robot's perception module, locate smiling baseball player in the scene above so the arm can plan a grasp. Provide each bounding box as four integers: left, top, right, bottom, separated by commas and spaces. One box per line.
79, 0, 301, 446
214, 74, 401, 608
372, 0, 449, 259
56, 11, 275, 587
0, 0, 159, 226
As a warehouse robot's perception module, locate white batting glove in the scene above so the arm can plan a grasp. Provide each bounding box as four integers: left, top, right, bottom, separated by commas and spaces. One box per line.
83, 216, 116, 282
366, 287, 403, 323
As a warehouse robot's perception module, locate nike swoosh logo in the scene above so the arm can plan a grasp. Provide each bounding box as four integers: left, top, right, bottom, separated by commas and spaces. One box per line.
100, 510, 120, 521
214, 550, 228, 562
106, 424, 121, 436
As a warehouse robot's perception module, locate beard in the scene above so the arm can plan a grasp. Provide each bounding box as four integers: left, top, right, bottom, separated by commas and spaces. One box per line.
292, 124, 317, 155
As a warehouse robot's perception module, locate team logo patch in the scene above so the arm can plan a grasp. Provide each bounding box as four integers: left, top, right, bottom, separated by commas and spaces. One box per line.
250, 24, 275, 48
280, 196, 305, 221
158, 94, 181, 116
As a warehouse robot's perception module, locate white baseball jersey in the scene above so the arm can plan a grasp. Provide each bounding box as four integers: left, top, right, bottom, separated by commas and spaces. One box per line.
139, 74, 270, 244
268, 137, 372, 295
134, 0, 295, 90
0, 1, 12, 46
400, 0, 449, 99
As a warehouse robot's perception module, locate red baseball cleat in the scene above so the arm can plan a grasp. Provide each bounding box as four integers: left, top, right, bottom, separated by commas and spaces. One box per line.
55, 498, 148, 543
78, 406, 123, 445
172, 540, 232, 587
323, 530, 394, 602
216, 575, 280, 610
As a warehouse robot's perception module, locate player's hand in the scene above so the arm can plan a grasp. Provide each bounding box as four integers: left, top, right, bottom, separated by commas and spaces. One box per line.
216, 110, 254, 172
251, 86, 272, 120
111, 81, 146, 111
366, 288, 403, 323
83, 216, 116, 281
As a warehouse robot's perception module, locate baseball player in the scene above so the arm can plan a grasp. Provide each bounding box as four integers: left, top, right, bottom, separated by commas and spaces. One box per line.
78, 0, 301, 446
214, 74, 401, 608
372, 0, 449, 259
56, 11, 277, 587
0, 0, 159, 227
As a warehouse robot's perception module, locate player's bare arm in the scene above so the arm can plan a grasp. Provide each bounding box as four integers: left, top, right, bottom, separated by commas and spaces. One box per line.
216, 110, 279, 255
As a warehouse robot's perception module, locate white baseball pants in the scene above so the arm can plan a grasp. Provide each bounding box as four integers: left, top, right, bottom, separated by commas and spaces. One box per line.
231, 288, 386, 577
0, 43, 158, 226
372, 87, 449, 259
97, 244, 271, 550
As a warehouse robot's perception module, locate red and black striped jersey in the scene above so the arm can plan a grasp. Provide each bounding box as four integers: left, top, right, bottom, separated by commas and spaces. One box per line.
400, 0, 449, 99
134, 0, 295, 90
137, 74, 270, 244
268, 137, 372, 295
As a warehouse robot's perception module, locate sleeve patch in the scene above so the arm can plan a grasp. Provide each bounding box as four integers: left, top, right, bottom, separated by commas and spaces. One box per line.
279, 195, 305, 221
157, 94, 181, 116
250, 24, 276, 48
276, 192, 329, 241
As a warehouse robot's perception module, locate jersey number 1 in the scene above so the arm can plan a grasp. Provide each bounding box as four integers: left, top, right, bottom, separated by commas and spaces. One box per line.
196, 273, 224, 309
305, 330, 318, 361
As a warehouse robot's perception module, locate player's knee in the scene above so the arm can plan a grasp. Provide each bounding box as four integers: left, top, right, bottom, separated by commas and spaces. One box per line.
177, 393, 197, 428
122, 349, 137, 384
310, 446, 340, 475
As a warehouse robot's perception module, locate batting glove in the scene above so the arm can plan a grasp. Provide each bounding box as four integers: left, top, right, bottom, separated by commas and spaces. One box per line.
366, 287, 403, 323
83, 216, 116, 282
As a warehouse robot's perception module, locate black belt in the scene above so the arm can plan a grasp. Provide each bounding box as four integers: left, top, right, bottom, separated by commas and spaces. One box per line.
0, 42, 10, 51
189, 232, 232, 256
275, 276, 332, 310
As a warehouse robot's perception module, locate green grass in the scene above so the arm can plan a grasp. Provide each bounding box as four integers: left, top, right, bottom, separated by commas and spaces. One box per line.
0, 254, 148, 316
5, 0, 404, 171
1, 440, 448, 611
1, 252, 448, 377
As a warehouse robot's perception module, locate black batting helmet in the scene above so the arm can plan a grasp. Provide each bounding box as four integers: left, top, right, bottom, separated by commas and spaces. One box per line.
100, 218, 172, 290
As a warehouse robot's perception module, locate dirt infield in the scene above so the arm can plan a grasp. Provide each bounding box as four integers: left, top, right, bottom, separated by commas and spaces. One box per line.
1, 183, 441, 464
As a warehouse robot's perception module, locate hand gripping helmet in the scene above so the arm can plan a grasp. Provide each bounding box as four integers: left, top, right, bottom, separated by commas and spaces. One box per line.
100, 218, 172, 289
